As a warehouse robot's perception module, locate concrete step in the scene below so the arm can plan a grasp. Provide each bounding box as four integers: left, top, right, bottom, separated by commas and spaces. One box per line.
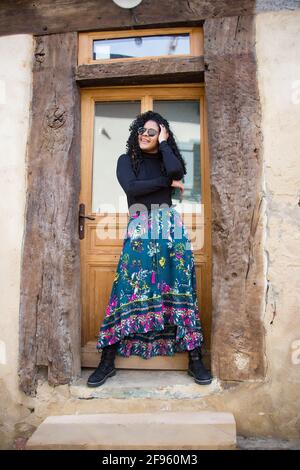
25, 411, 236, 450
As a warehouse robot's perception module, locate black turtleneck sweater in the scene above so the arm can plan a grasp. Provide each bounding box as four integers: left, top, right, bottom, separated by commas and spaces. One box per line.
116, 140, 184, 213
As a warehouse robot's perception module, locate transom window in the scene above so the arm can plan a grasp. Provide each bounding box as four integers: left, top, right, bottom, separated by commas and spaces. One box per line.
93, 33, 189, 60
78, 27, 203, 65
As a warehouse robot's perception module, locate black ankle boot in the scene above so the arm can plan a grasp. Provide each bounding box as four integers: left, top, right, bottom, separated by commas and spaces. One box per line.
87, 342, 119, 387
187, 346, 212, 385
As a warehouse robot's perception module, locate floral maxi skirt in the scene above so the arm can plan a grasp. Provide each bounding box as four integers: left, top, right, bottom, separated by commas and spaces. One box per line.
96, 205, 204, 359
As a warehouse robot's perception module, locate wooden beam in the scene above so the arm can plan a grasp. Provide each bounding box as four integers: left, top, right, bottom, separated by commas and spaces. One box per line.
0, 1, 299, 37
76, 56, 204, 87
18, 32, 81, 395
204, 15, 266, 381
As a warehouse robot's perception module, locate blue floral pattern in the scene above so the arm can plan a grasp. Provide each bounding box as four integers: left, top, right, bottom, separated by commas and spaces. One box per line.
96, 206, 204, 359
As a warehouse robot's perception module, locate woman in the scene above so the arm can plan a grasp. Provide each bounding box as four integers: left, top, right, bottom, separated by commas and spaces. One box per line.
87, 110, 212, 387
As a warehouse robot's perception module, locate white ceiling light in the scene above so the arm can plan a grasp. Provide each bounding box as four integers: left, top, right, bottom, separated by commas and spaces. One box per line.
112, 0, 143, 8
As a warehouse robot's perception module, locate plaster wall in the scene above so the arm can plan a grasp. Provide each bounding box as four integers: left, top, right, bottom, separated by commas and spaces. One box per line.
0, 34, 35, 449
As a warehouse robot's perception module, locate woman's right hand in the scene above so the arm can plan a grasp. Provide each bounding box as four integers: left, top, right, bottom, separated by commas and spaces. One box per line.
171, 179, 184, 195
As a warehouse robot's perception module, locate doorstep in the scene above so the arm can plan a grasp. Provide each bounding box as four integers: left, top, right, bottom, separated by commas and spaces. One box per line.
25, 411, 236, 450
70, 369, 222, 400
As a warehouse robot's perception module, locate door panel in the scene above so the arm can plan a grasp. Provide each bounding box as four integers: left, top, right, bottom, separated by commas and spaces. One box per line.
80, 85, 211, 369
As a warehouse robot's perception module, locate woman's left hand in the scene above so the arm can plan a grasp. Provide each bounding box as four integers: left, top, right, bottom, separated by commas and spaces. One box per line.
158, 123, 169, 143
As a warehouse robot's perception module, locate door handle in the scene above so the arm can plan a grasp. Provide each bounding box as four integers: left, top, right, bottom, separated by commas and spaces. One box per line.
79, 203, 95, 240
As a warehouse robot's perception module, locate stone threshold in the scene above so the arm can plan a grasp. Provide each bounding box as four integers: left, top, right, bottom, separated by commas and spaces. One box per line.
70, 369, 222, 400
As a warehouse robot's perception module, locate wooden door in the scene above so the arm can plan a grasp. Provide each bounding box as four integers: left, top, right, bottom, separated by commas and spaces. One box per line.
80, 84, 212, 369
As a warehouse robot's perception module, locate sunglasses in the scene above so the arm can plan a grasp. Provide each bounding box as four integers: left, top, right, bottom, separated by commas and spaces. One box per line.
137, 126, 160, 137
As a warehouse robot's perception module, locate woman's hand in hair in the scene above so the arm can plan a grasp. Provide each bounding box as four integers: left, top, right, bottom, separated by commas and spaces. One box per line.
171, 179, 184, 195
158, 123, 169, 143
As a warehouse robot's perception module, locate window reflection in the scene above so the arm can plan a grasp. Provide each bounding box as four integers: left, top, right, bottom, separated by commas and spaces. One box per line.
92, 101, 140, 213
93, 34, 189, 60
153, 100, 201, 211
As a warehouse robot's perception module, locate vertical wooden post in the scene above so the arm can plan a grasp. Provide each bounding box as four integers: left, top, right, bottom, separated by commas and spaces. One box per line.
19, 32, 81, 395
204, 15, 266, 381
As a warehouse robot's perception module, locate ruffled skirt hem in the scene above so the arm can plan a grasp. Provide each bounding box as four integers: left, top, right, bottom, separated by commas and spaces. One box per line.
105, 332, 203, 359
96, 302, 204, 359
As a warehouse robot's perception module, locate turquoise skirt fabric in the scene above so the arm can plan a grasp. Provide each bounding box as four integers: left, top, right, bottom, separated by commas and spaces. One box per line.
96, 205, 204, 359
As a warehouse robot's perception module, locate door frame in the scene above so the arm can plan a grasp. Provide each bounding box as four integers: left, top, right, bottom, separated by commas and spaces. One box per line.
18, 15, 266, 395
80, 83, 212, 370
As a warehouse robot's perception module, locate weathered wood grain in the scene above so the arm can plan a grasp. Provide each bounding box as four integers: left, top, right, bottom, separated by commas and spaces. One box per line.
18, 32, 81, 395
0, 0, 299, 37
76, 56, 204, 87
204, 15, 266, 380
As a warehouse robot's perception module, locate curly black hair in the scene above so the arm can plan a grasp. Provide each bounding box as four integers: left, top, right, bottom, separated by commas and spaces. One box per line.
125, 110, 187, 180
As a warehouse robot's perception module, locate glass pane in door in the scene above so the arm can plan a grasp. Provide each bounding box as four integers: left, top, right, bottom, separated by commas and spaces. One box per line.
153, 100, 201, 211
92, 101, 140, 213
